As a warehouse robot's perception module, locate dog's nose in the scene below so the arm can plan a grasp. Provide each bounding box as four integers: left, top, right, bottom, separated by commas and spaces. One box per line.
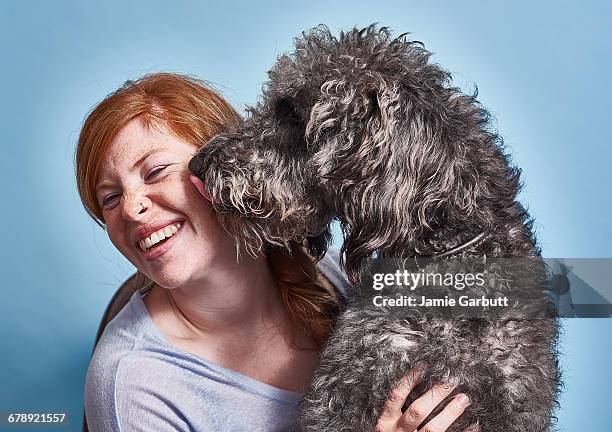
188, 155, 205, 176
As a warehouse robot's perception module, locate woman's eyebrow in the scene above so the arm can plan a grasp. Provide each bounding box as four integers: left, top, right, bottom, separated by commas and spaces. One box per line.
131, 147, 168, 170
95, 147, 170, 191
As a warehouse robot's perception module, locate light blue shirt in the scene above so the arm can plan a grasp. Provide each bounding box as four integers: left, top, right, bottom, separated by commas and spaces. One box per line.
84, 250, 351, 432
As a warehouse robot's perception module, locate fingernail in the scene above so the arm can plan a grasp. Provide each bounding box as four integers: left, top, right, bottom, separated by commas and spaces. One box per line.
188, 156, 204, 175
456, 394, 470, 406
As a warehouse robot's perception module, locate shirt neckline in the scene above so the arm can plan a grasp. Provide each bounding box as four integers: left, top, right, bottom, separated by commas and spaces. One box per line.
128, 285, 304, 405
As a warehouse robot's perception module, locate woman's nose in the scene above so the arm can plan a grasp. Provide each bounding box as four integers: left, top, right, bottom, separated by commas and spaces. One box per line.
121, 195, 152, 221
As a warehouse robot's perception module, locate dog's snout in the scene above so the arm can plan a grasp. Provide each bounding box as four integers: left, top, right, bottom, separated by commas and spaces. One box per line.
188, 154, 205, 176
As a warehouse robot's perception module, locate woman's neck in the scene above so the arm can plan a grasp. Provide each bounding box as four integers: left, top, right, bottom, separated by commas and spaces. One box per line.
142, 253, 321, 391
144, 254, 290, 348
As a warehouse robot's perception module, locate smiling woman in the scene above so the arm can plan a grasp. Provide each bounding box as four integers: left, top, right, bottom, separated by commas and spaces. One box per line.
75, 73, 351, 431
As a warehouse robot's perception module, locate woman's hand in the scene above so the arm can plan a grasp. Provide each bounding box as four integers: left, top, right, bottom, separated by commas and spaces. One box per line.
375, 369, 474, 432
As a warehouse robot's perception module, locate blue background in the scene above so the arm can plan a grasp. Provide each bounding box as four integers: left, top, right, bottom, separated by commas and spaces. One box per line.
1, 1, 610, 430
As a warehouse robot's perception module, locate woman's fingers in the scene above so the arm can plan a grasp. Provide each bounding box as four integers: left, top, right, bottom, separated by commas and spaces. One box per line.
397, 380, 458, 431
189, 175, 212, 202
418, 393, 471, 432
379, 368, 424, 421
376, 370, 471, 432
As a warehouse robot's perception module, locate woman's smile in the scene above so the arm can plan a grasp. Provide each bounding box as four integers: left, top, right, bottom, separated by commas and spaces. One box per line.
135, 220, 184, 260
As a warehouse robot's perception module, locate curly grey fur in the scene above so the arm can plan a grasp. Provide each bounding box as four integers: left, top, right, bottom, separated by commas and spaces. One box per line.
190, 25, 560, 431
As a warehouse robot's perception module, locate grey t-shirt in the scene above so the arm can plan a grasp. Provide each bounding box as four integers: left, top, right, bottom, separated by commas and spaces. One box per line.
85, 250, 351, 432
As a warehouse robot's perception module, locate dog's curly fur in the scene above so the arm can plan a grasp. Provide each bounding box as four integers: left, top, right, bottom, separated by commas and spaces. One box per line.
190, 25, 560, 432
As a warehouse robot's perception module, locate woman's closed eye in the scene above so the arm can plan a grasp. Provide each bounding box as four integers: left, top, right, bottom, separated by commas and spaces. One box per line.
145, 165, 170, 181
101, 193, 120, 209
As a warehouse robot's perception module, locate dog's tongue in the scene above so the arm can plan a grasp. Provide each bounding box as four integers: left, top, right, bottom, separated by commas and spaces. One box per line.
189, 175, 213, 202
187, 157, 213, 202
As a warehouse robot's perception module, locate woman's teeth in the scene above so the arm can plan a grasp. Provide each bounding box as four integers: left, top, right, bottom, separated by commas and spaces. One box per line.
139, 223, 182, 252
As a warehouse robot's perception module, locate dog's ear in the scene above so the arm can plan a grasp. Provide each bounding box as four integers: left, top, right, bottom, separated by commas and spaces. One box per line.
359, 77, 400, 155
305, 75, 412, 281
306, 73, 506, 283
306, 74, 397, 160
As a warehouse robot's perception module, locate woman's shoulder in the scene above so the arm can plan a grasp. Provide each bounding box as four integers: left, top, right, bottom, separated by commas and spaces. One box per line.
85, 294, 141, 399
85, 349, 193, 431
85, 291, 192, 430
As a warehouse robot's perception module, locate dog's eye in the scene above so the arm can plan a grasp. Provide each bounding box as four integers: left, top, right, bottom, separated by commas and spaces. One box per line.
275, 98, 300, 124
366, 89, 380, 116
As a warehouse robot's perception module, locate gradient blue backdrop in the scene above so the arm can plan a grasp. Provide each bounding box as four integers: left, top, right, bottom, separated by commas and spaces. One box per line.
1, 1, 610, 430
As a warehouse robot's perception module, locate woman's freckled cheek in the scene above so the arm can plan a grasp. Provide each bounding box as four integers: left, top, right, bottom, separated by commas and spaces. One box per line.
162, 172, 216, 231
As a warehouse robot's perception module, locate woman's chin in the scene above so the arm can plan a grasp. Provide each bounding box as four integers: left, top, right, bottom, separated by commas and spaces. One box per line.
136, 264, 188, 290
148, 273, 190, 290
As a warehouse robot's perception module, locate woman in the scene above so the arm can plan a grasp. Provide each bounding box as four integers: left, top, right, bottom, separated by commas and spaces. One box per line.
76, 73, 471, 431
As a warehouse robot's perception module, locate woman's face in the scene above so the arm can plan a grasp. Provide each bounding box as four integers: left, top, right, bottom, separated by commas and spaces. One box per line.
96, 118, 236, 289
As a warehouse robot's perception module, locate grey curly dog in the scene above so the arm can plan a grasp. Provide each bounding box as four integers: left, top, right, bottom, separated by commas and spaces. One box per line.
189, 25, 560, 432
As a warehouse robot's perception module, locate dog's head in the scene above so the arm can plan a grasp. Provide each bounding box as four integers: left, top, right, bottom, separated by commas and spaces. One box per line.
191, 25, 514, 281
